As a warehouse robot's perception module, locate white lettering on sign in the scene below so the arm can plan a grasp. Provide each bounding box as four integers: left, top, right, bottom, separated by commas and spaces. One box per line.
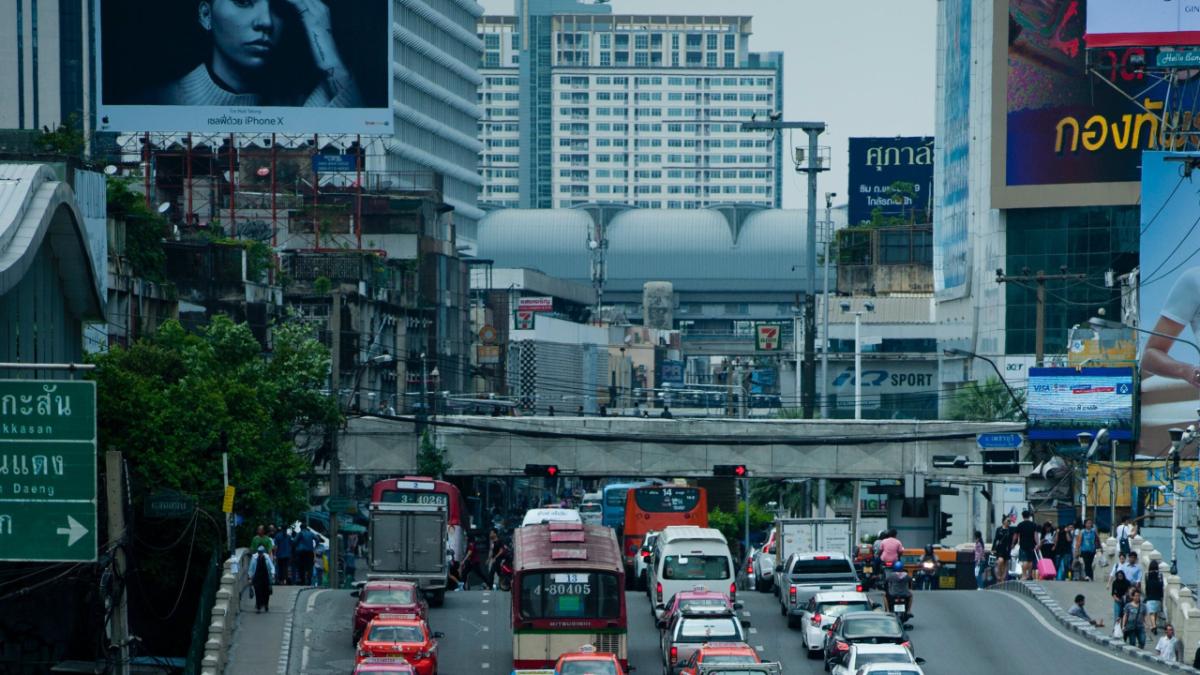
0, 514, 9, 535
0, 454, 64, 476
0, 385, 74, 418
394, 480, 434, 491
12, 483, 56, 497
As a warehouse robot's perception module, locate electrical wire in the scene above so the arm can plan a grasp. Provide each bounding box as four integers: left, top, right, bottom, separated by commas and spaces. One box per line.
1141, 171, 1188, 235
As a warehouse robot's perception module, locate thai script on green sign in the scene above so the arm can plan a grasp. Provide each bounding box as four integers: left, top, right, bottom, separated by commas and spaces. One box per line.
0, 381, 95, 441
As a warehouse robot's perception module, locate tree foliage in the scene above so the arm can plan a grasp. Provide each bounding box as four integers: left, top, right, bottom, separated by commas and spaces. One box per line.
416, 430, 452, 479
749, 478, 854, 516
92, 316, 339, 539
106, 178, 167, 281
708, 502, 775, 546
945, 377, 1026, 422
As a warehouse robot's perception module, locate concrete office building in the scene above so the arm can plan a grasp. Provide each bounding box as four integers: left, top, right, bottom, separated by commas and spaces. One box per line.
478, 1, 783, 210
0, 0, 95, 133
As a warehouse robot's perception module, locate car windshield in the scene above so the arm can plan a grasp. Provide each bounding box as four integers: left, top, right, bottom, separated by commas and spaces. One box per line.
817, 601, 871, 619
843, 616, 903, 639
365, 589, 414, 604
702, 655, 757, 664
678, 617, 741, 642
856, 653, 913, 666
560, 661, 618, 675
663, 555, 730, 580
791, 558, 853, 575
367, 625, 424, 643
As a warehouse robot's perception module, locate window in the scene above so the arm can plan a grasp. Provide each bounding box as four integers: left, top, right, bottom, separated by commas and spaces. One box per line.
724, 53, 735, 67
517, 572, 622, 619
484, 34, 500, 49
615, 51, 629, 65
615, 34, 629, 47
600, 33, 611, 49
635, 34, 649, 49
635, 52, 648, 67
686, 52, 702, 65
706, 52, 717, 68
686, 34, 702, 47
725, 33, 736, 50
599, 52, 611, 66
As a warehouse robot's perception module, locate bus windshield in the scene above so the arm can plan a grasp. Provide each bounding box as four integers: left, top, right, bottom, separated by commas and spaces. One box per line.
518, 571, 622, 619
634, 487, 700, 513
605, 488, 629, 506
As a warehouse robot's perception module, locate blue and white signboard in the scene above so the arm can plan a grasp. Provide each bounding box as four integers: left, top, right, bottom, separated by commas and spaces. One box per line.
977, 432, 1023, 449
313, 154, 359, 174
1026, 367, 1136, 440
659, 360, 684, 385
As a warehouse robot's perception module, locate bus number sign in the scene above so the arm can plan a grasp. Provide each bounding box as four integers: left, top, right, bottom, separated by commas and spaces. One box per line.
382, 491, 448, 506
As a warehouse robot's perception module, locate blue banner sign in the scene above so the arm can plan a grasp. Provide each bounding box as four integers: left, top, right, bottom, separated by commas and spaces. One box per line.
312, 154, 358, 173
977, 432, 1023, 449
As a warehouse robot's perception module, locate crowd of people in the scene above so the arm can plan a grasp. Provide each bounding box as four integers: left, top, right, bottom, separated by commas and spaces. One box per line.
245, 522, 358, 612
447, 527, 511, 591
985, 511, 1101, 584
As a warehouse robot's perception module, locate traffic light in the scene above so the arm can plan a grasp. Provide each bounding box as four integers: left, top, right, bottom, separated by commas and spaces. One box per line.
713, 464, 748, 478
937, 512, 953, 540
524, 464, 559, 477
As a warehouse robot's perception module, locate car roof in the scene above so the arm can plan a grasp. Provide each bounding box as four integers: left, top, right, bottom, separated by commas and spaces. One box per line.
674, 589, 729, 601
840, 611, 895, 621
558, 653, 618, 662
793, 551, 850, 560
368, 615, 426, 627
850, 644, 911, 655
857, 665, 923, 675
812, 591, 870, 603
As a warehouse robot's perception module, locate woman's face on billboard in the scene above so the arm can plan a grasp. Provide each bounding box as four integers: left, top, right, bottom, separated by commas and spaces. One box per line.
199, 0, 284, 78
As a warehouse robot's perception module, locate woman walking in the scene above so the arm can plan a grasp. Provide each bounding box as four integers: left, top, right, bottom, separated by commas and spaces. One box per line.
248, 545, 275, 613
1112, 569, 1131, 625
1146, 560, 1165, 635
1039, 521, 1056, 562
973, 530, 988, 589
1122, 588, 1149, 649
1054, 522, 1074, 580
1078, 519, 1099, 581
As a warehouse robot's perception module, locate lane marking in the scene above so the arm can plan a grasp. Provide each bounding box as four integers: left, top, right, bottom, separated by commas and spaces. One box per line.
481, 610, 489, 615
748, 627, 758, 634
755, 645, 765, 652
301, 628, 312, 672
482, 644, 490, 650
482, 664, 490, 669
483, 598, 490, 604
993, 591, 1167, 674
305, 590, 326, 613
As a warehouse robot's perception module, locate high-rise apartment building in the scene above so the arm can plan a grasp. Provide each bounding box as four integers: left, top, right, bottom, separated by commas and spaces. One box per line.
0, 0, 95, 133
478, 0, 784, 210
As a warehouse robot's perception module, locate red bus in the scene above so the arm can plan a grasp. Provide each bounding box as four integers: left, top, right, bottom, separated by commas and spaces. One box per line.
511, 523, 628, 670
370, 477, 469, 562
622, 485, 708, 569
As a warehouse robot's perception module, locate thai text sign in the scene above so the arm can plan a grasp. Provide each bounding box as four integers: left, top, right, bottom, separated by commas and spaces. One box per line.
1086, 0, 1200, 48
847, 137, 934, 226
518, 297, 554, 312
0, 380, 97, 562
1026, 367, 1135, 440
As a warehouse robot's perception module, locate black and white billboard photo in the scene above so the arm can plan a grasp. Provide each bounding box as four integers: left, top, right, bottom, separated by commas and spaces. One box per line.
97, 0, 393, 134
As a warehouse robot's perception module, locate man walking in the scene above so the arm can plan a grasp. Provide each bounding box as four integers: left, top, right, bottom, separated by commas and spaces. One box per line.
1117, 516, 1136, 555
1013, 510, 1039, 580
250, 524, 273, 555
294, 524, 317, 586
273, 524, 293, 585
1156, 624, 1183, 662
1123, 551, 1144, 591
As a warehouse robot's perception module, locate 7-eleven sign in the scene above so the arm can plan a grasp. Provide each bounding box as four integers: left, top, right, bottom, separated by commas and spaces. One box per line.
756, 324, 782, 351
515, 310, 535, 330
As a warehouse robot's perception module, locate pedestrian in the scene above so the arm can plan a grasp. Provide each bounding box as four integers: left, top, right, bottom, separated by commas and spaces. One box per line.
660, 406, 673, 419
1054, 522, 1074, 580
248, 545, 275, 613
1157, 624, 1184, 662
1111, 569, 1131, 625
1108, 551, 1128, 582
460, 535, 488, 590
344, 536, 357, 584
273, 523, 293, 585
1078, 518, 1099, 581
313, 541, 328, 588
1117, 516, 1136, 556
973, 530, 987, 589
250, 524, 274, 556
1123, 551, 1144, 591
576, 405, 584, 416
1068, 593, 1104, 627
294, 524, 316, 586
1039, 521, 1056, 562
547, 406, 556, 417
486, 528, 511, 588
1013, 510, 1040, 580
992, 515, 1013, 583
1146, 560, 1165, 635
1122, 588, 1148, 649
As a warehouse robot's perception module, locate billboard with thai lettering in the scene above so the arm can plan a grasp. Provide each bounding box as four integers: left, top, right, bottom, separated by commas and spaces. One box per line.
1086, 0, 1200, 47
847, 137, 934, 227
992, 0, 1195, 208
96, 0, 393, 134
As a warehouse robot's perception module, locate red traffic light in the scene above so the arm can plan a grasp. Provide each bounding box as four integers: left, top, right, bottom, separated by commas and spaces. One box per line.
546, 465, 558, 477
714, 464, 748, 477
734, 465, 746, 477
523, 463, 559, 477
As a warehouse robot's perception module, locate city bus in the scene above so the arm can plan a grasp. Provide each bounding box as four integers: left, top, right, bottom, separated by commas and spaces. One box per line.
511, 523, 628, 670
370, 476, 469, 562
621, 485, 708, 570
601, 482, 644, 529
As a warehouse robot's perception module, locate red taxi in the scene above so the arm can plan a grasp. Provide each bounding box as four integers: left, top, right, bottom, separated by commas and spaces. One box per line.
553, 646, 625, 675
356, 613, 443, 675
352, 581, 429, 646
676, 642, 761, 675
353, 658, 417, 675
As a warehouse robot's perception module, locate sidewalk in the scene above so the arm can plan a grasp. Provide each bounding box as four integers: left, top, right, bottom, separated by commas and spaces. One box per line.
1039, 574, 1164, 657
225, 583, 302, 675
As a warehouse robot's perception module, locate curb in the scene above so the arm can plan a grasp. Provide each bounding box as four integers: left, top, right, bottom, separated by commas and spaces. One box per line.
993, 580, 1196, 672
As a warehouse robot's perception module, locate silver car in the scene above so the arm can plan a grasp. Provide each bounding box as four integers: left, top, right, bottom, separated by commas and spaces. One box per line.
659, 606, 748, 675
797, 591, 874, 657
635, 530, 659, 593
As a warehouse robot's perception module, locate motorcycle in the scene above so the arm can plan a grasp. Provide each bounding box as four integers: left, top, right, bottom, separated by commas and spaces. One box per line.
915, 560, 938, 591
889, 594, 913, 627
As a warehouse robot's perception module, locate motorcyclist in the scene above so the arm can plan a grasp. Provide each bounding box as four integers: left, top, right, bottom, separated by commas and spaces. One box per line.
916, 544, 940, 591
884, 560, 914, 615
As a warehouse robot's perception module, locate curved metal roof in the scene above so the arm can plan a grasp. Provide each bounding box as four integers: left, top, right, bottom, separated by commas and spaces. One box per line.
475, 207, 812, 292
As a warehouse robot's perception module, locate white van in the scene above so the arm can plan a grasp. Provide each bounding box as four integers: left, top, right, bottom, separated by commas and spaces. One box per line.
579, 492, 603, 525
520, 508, 583, 527
649, 526, 735, 619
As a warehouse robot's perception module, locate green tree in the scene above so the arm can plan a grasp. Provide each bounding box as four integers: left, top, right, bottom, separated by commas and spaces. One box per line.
749, 478, 854, 516
35, 114, 86, 158
707, 503, 774, 546
416, 430, 453, 479
945, 377, 1026, 421
107, 178, 167, 281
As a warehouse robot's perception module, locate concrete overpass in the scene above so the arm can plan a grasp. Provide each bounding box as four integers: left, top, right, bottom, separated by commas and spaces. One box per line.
336, 415, 1026, 480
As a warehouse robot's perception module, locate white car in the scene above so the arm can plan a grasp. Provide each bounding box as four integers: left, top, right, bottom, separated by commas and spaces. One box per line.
520, 508, 582, 527
798, 591, 874, 657
830, 643, 923, 675
749, 535, 776, 592
634, 530, 659, 592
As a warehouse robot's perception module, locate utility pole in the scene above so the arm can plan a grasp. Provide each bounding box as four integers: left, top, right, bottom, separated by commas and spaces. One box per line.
105, 451, 129, 675
329, 289, 342, 590
743, 119, 827, 418
821, 192, 836, 419
995, 268, 1087, 366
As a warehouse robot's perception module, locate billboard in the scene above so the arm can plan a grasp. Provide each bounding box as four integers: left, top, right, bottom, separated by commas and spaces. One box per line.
1139, 151, 1200, 454
1026, 367, 1136, 440
934, 0, 971, 299
96, 0, 393, 134
1086, 0, 1200, 47
991, 0, 1193, 208
846, 137, 934, 226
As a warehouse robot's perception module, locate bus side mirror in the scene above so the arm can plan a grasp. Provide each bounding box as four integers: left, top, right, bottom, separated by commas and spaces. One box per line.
740, 618, 751, 628
774, 565, 783, 573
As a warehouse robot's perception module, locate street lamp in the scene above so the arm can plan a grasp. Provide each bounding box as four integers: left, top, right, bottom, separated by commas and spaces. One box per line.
1076, 428, 1109, 525
1167, 425, 1196, 575
840, 300, 874, 420
942, 347, 1028, 421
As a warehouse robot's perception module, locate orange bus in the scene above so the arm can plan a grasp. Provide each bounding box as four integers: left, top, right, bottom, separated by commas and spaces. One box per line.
621, 485, 708, 569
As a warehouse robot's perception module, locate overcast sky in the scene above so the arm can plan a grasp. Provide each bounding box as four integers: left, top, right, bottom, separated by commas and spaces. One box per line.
476, 0, 938, 209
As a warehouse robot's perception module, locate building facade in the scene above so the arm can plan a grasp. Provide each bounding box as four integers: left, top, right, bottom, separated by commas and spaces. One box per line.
478, 1, 783, 210
0, 0, 94, 134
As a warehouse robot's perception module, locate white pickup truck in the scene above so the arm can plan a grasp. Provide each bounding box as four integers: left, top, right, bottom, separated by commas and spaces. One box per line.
776, 551, 862, 628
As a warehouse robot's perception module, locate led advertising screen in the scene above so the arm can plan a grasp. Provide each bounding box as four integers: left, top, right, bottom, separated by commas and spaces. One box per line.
846, 137, 934, 227
934, 0, 971, 299
992, 0, 1194, 208
96, 0, 393, 134
1086, 0, 1200, 48
1139, 151, 1200, 454
1026, 367, 1135, 440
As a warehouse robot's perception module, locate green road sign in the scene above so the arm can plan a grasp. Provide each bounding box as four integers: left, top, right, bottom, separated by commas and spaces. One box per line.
327, 497, 355, 514
145, 490, 197, 519
0, 380, 97, 562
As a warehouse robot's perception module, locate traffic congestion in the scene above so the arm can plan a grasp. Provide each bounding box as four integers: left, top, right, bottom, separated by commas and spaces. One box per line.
344, 476, 936, 675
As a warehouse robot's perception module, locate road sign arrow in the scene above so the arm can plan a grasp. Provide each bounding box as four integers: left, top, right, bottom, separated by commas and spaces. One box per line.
56, 516, 88, 547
